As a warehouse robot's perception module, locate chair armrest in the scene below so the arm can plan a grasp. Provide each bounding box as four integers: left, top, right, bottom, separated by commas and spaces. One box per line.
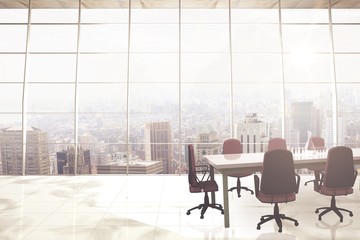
314, 171, 325, 191
254, 174, 260, 197
352, 169, 358, 186
195, 164, 210, 182
295, 173, 300, 194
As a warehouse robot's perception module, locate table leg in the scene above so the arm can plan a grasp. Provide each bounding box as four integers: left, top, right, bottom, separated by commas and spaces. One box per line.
209, 165, 216, 204
222, 174, 229, 228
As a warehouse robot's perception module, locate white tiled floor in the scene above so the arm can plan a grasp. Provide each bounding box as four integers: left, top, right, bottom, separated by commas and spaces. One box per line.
0, 175, 359, 240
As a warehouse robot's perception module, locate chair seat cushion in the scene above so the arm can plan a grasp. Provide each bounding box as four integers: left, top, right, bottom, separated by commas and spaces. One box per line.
189, 179, 218, 193
257, 192, 296, 204
316, 185, 353, 196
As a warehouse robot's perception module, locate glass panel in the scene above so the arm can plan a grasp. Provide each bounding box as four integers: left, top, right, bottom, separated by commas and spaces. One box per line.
181, 9, 228, 23
283, 53, 332, 82
231, 24, 280, 52
182, 53, 230, 83
132, 9, 178, 23
332, 9, 360, 23
336, 84, 360, 147
281, 9, 329, 23
81, 9, 128, 23
77, 83, 127, 113
130, 24, 178, 53
0, 54, 25, 82
0, 25, 27, 52
78, 53, 127, 82
333, 25, 360, 52
284, 83, 333, 147
27, 54, 77, 82
129, 83, 179, 114
232, 53, 282, 82
231, 9, 278, 23
0, 83, 23, 113
0, 9, 28, 23
79, 24, 128, 52
181, 83, 230, 143
335, 54, 360, 82
282, 25, 331, 53
26, 84, 75, 113
31, 9, 78, 23
29, 25, 78, 52
130, 53, 178, 83
0, 114, 22, 129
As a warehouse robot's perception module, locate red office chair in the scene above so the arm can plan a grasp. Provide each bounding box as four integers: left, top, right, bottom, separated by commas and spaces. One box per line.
223, 138, 254, 198
186, 144, 224, 219
304, 136, 326, 187
254, 149, 300, 233
314, 146, 358, 222
268, 138, 287, 151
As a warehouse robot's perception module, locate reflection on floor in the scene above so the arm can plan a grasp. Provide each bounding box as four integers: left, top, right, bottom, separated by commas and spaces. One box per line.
0, 175, 359, 240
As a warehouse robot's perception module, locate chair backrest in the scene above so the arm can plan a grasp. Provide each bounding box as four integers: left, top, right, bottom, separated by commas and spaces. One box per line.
187, 144, 197, 186
324, 146, 355, 188
308, 137, 325, 150
268, 138, 287, 151
260, 149, 297, 195
223, 138, 243, 154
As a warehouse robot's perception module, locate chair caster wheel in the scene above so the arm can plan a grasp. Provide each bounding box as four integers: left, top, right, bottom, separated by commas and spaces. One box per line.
315, 209, 319, 213
350, 213, 353, 217
221, 210, 224, 214
257, 225, 260, 230
278, 228, 282, 233
318, 216, 321, 221
200, 215, 204, 219
295, 221, 299, 226
340, 218, 343, 223
186, 211, 190, 215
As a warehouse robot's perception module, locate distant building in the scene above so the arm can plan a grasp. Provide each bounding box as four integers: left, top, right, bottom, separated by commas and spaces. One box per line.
0, 126, 50, 175
235, 113, 267, 153
56, 147, 91, 175
196, 124, 220, 164
144, 121, 174, 174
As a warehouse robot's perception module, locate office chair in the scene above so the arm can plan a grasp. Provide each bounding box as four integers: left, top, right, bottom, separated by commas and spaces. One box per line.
186, 144, 224, 219
304, 136, 326, 187
223, 138, 254, 198
314, 146, 358, 222
268, 137, 287, 151
254, 149, 300, 233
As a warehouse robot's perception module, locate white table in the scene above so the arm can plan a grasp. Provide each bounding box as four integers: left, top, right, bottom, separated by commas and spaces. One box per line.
204, 148, 360, 228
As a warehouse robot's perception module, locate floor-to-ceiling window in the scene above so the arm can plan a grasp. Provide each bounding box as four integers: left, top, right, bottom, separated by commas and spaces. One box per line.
0, 0, 360, 175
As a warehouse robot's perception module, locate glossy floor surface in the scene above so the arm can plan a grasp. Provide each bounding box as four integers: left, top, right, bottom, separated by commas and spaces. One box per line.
0, 175, 359, 240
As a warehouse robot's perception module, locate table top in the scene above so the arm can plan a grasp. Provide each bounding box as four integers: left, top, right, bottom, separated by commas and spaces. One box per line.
204, 148, 360, 171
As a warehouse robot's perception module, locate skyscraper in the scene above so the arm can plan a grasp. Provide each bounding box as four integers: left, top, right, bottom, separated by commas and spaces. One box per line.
0, 126, 50, 175
144, 121, 174, 174
196, 124, 220, 164
56, 147, 91, 175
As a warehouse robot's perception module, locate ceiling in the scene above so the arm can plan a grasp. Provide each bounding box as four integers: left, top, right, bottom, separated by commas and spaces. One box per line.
0, 0, 359, 9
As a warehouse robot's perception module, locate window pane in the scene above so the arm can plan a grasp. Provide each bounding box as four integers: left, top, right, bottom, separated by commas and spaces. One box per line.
81, 9, 129, 23
232, 53, 282, 82
231, 9, 278, 23
130, 53, 178, 83
77, 83, 127, 113
0, 54, 25, 82
284, 83, 333, 147
181, 9, 228, 23
29, 25, 78, 52
282, 25, 331, 53
0, 25, 27, 52
78, 53, 128, 82
31, 9, 78, 23
281, 9, 329, 23
27, 54, 77, 82
0, 114, 22, 129
80, 24, 128, 52
27, 84, 75, 112
0, 84, 23, 112
332, 9, 360, 23
333, 25, 360, 52
283, 53, 332, 82
132, 9, 178, 23
0, 9, 28, 23
232, 24, 280, 52
182, 53, 230, 83
335, 54, 360, 82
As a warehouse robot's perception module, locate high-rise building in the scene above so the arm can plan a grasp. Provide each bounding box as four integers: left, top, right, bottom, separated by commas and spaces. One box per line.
292, 102, 314, 146
56, 147, 91, 175
196, 124, 220, 164
0, 126, 50, 175
235, 113, 267, 153
144, 122, 174, 174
